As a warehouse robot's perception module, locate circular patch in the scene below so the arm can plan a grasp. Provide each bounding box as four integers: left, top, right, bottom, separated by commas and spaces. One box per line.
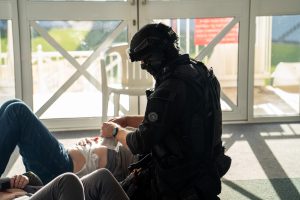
148, 112, 158, 122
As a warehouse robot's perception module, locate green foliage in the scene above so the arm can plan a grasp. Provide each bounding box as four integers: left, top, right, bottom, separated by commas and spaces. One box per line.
31, 37, 55, 52
31, 28, 88, 52
0, 28, 8, 52
1, 29, 127, 55
0, 37, 7, 52
31, 27, 126, 52
271, 43, 300, 67
7, 28, 299, 67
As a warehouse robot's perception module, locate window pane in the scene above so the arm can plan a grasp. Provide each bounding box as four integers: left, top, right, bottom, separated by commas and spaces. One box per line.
31, 0, 125, 1
254, 15, 300, 117
153, 18, 239, 111
31, 20, 127, 119
148, 0, 183, 1
0, 20, 15, 103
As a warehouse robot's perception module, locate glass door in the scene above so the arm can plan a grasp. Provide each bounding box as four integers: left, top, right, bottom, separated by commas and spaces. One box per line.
8, 0, 300, 130
250, 0, 300, 122
0, 0, 21, 103
139, 0, 250, 121
18, 0, 138, 130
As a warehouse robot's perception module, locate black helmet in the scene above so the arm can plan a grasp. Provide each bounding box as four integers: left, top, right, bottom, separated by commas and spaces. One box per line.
128, 23, 179, 62
128, 23, 179, 78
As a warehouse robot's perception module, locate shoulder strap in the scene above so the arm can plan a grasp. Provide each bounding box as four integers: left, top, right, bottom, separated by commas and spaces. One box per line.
181, 59, 222, 161
128, 153, 153, 172
170, 60, 215, 158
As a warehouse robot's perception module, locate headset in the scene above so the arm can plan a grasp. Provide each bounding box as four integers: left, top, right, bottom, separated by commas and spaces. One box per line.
128, 23, 178, 62
128, 23, 179, 78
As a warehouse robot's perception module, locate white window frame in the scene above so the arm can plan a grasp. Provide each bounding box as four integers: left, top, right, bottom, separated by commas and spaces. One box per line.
0, 0, 22, 100
139, 0, 250, 121
17, 0, 137, 130
248, 0, 300, 123
2, 0, 300, 130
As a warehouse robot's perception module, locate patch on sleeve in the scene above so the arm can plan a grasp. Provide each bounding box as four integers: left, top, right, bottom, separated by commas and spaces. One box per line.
148, 112, 158, 122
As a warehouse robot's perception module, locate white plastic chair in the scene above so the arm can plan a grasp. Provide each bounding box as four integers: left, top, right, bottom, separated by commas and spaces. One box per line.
101, 43, 154, 121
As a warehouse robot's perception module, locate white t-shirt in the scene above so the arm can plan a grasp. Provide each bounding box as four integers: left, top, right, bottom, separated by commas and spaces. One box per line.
14, 196, 30, 200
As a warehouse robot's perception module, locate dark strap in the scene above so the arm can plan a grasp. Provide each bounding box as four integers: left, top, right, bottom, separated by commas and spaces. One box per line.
23, 171, 44, 186
128, 153, 152, 172
172, 60, 217, 160
191, 60, 221, 160
0, 177, 10, 190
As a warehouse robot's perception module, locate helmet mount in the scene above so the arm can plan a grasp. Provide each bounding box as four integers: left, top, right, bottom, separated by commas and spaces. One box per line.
129, 23, 179, 62
128, 23, 179, 78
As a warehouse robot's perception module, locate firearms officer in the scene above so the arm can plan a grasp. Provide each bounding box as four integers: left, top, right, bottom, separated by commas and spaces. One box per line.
101, 23, 231, 200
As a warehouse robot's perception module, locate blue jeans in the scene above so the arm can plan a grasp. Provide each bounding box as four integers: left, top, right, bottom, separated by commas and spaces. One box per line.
0, 99, 73, 184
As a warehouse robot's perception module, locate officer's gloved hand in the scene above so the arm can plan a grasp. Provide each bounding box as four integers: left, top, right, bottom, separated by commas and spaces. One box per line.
23, 171, 43, 186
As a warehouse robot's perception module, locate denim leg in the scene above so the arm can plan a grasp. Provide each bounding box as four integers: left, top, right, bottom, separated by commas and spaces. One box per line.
0, 100, 73, 184
0, 99, 23, 175
0, 99, 22, 116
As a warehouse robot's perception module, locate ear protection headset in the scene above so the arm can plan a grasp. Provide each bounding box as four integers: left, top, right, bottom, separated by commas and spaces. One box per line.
128, 23, 178, 62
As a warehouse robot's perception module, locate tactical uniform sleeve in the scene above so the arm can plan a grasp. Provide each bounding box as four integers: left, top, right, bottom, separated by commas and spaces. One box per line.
126, 79, 186, 155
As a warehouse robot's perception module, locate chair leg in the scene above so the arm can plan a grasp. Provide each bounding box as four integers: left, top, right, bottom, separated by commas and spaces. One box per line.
102, 92, 110, 122
113, 94, 120, 117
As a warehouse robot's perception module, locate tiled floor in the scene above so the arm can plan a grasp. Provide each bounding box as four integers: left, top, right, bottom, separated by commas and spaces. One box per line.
220, 123, 300, 199
2, 123, 300, 199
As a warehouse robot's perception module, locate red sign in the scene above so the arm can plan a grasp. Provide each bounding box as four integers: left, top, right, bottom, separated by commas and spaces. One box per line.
194, 18, 239, 45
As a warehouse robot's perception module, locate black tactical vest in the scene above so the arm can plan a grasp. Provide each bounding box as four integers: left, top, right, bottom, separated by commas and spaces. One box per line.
127, 55, 231, 200
151, 58, 227, 199
158, 58, 223, 163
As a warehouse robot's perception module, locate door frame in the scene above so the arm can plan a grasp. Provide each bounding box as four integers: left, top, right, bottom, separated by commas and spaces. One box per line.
0, 0, 22, 100
139, 0, 250, 121
17, 0, 138, 130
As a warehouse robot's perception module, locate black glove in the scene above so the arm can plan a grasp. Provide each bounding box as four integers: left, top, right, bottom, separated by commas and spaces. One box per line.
0, 177, 10, 191
23, 171, 43, 186
23, 171, 44, 194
